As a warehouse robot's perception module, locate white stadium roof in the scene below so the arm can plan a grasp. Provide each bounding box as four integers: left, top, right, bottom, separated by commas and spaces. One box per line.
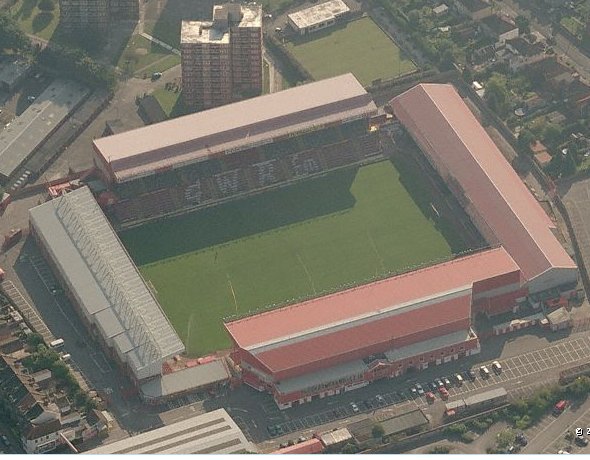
29, 187, 184, 381
87, 409, 256, 454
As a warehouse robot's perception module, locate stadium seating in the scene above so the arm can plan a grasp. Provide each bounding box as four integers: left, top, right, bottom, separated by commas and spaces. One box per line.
112, 121, 384, 224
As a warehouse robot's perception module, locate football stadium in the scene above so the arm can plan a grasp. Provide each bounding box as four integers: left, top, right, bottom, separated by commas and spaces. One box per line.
28, 74, 578, 406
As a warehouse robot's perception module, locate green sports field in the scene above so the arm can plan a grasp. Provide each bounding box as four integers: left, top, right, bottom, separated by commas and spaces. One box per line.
285, 17, 416, 87
121, 159, 468, 356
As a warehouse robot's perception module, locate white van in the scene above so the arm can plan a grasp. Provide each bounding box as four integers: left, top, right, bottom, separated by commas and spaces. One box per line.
49, 338, 65, 349
492, 360, 502, 374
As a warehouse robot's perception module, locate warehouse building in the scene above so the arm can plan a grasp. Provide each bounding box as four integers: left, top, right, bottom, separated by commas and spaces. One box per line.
0, 79, 88, 184
87, 409, 256, 454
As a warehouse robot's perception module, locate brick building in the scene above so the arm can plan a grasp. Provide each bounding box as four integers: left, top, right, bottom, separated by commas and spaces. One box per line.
181, 3, 262, 110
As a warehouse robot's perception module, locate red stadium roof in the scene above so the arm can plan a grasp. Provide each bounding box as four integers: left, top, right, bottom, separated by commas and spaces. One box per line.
226, 248, 518, 353
93, 73, 377, 183
391, 84, 576, 287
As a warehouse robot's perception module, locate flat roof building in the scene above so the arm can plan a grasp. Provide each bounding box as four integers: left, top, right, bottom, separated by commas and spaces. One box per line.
29, 187, 184, 382
287, 0, 350, 35
0, 56, 32, 92
87, 409, 256, 454
0, 79, 88, 183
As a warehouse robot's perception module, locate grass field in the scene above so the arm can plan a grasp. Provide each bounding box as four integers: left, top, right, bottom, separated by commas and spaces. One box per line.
286, 17, 416, 87
116, 35, 179, 76
121, 159, 468, 356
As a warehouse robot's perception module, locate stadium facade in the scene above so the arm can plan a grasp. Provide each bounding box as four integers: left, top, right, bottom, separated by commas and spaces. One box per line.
224, 83, 578, 409
92, 73, 382, 225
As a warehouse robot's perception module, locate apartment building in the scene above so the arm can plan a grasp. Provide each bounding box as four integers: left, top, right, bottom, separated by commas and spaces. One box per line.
181, 3, 262, 110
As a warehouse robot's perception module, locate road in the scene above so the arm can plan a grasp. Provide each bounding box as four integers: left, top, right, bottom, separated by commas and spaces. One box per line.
263, 50, 283, 93
500, 0, 590, 78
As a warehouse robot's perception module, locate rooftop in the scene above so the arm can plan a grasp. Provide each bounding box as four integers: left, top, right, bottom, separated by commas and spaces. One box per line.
288, 0, 350, 30
0, 56, 32, 87
140, 359, 230, 399
481, 14, 518, 35
180, 21, 230, 44
87, 409, 256, 454
29, 187, 184, 380
0, 79, 88, 180
226, 248, 517, 352
390, 84, 577, 287
459, 0, 490, 12
93, 74, 376, 183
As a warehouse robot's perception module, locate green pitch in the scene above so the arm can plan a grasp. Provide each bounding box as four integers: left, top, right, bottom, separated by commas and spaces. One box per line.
121, 160, 467, 356
285, 17, 417, 87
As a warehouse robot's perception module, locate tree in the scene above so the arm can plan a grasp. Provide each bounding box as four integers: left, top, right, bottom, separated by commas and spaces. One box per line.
408, 10, 421, 29
484, 73, 510, 116
568, 376, 590, 397
562, 149, 577, 176
341, 442, 359, 454
51, 360, 70, 381
515, 15, 530, 35
496, 429, 516, 449
26, 333, 44, 349
372, 423, 385, 439
518, 128, 535, 152
37, 0, 55, 11
0, 12, 31, 53
462, 66, 474, 84
543, 123, 563, 147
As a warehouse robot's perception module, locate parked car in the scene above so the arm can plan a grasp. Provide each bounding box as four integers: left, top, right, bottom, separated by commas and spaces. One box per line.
410, 387, 418, 398
575, 436, 589, 447
464, 369, 476, 381
516, 433, 528, 446
439, 387, 449, 400
376, 394, 385, 404
351, 402, 359, 413
554, 400, 568, 415
455, 373, 464, 385
151, 72, 162, 80
492, 360, 502, 374
435, 378, 444, 388
426, 392, 436, 403
480, 365, 490, 378
428, 382, 438, 392
443, 377, 452, 388
415, 384, 424, 395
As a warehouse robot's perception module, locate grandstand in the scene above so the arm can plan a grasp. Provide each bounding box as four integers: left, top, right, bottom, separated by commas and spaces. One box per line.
390, 84, 578, 297
92, 74, 382, 225
29, 187, 185, 383
226, 247, 524, 408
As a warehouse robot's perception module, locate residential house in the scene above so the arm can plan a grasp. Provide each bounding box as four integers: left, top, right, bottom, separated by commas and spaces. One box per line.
480, 14, 519, 44
433, 4, 449, 16
454, 0, 493, 20
530, 140, 552, 168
